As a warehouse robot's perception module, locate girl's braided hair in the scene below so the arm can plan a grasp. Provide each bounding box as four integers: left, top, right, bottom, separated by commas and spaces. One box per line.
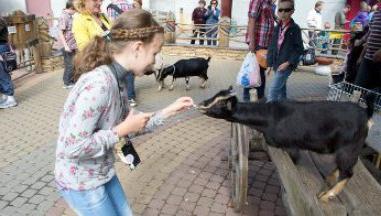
74, 9, 164, 80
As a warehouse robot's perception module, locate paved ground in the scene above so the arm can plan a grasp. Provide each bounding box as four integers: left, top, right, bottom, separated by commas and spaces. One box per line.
0, 55, 328, 216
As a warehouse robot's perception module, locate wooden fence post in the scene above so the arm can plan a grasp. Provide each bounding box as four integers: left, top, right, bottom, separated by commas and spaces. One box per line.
218, 17, 230, 48
164, 11, 176, 44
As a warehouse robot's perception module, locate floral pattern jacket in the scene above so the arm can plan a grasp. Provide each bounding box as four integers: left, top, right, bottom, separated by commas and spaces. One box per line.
55, 63, 164, 191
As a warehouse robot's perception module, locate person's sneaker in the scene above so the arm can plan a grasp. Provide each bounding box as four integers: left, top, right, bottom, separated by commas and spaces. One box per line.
63, 84, 74, 89
0, 95, 17, 109
0, 94, 7, 102
128, 99, 137, 107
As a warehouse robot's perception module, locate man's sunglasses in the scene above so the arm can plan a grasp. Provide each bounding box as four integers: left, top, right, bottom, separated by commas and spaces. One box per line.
278, 8, 293, 13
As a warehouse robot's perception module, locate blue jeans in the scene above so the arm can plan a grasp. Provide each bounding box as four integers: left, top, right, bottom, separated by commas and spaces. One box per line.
63, 50, 76, 85
59, 176, 133, 216
0, 44, 14, 96
243, 67, 266, 102
267, 68, 292, 102
125, 72, 135, 100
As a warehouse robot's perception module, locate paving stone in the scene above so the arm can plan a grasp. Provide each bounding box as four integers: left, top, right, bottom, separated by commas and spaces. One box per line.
40, 175, 54, 183
31, 182, 46, 190
2, 192, 19, 201
188, 185, 204, 194
21, 189, 38, 198
28, 195, 45, 205
38, 186, 55, 196
45, 206, 65, 216
0, 187, 10, 196
193, 205, 210, 215
1, 206, 18, 215
197, 197, 214, 207
142, 207, 160, 216
161, 204, 178, 215
179, 202, 196, 212
211, 202, 227, 213
201, 189, 217, 198
37, 200, 55, 212
13, 184, 28, 193
166, 195, 182, 205
10, 197, 27, 207
171, 187, 187, 196
183, 192, 199, 203
149, 198, 165, 210
0, 200, 9, 210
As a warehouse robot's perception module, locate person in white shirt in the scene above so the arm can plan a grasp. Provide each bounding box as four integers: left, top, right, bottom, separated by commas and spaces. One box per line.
306, 1, 324, 46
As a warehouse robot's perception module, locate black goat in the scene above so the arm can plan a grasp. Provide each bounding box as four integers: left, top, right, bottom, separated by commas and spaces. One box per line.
198, 87, 375, 202
156, 57, 211, 91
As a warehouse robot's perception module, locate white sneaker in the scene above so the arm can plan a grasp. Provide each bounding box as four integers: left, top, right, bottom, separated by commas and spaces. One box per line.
128, 99, 137, 107
0, 94, 7, 102
63, 84, 74, 89
0, 95, 17, 109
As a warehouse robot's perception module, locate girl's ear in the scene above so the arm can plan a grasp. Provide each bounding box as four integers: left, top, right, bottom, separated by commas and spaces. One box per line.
130, 41, 144, 53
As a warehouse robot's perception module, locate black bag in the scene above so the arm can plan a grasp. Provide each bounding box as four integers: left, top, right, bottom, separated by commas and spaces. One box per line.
1, 51, 17, 72
302, 48, 316, 66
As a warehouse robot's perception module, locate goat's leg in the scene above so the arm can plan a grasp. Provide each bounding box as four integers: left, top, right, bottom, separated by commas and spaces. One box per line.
318, 178, 349, 203
158, 80, 164, 91
169, 77, 175, 91
318, 148, 358, 202
185, 77, 190, 91
200, 73, 208, 88
325, 169, 339, 186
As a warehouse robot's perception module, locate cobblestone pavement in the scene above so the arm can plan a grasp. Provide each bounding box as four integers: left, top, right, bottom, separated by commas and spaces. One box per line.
0, 55, 328, 216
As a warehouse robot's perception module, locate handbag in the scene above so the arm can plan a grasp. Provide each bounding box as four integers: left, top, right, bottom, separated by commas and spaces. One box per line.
108, 64, 141, 170
236, 52, 261, 88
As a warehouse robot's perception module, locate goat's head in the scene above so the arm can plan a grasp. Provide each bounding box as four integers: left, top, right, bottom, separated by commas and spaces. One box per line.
156, 65, 174, 81
197, 86, 238, 119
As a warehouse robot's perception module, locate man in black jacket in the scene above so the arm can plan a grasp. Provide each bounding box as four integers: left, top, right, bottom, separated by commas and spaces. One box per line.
266, 0, 304, 102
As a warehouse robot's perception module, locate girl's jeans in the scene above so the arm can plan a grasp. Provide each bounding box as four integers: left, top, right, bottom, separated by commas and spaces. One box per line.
59, 176, 133, 216
267, 68, 292, 102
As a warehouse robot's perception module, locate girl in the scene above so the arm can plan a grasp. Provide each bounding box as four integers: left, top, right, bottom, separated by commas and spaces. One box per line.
55, 9, 194, 215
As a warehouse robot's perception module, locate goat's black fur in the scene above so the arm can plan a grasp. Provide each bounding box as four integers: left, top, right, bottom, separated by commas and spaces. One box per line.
156, 57, 211, 90
199, 87, 375, 187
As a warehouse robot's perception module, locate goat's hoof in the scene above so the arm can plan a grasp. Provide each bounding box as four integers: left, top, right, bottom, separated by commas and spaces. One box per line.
186, 86, 191, 91
168, 85, 174, 91
200, 83, 207, 89
318, 192, 336, 203
317, 188, 336, 203
158, 86, 163, 91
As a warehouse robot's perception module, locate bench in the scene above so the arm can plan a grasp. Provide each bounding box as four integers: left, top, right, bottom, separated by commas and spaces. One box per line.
254, 133, 381, 215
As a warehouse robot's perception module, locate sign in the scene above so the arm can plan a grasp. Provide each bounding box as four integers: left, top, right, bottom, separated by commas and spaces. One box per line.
25, 24, 31, 32
8, 26, 16, 34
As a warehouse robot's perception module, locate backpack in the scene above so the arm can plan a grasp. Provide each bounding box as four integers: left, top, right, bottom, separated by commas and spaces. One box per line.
107, 3, 124, 16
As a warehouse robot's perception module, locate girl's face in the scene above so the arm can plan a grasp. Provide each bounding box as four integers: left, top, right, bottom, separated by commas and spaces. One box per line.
130, 33, 164, 77
85, 0, 102, 14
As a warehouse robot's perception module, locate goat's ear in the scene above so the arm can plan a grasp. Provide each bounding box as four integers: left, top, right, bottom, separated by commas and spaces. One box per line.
227, 101, 233, 111
228, 86, 233, 91
226, 97, 237, 111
